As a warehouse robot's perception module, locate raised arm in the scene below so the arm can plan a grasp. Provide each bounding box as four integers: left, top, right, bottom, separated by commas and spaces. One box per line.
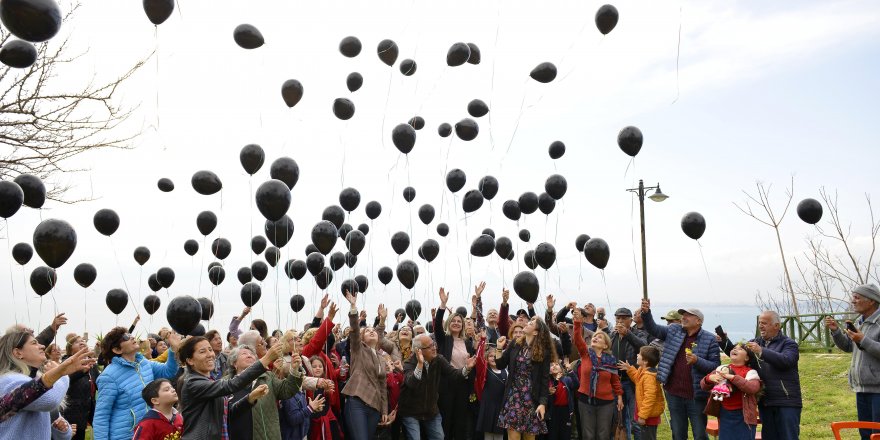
229, 306, 251, 339
376, 304, 398, 358
474, 282, 486, 332
498, 288, 511, 338
572, 309, 588, 360
639, 299, 668, 341
303, 303, 337, 358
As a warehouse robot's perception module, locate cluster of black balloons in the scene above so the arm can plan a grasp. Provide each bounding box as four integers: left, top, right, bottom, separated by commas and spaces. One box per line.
0, 0, 63, 69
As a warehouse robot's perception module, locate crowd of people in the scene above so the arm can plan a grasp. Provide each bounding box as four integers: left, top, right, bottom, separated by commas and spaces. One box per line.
0, 281, 878, 440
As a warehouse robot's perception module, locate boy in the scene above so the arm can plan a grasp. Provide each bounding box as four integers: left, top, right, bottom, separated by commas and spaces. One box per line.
132, 379, 183, 440
618, 346, 664, 440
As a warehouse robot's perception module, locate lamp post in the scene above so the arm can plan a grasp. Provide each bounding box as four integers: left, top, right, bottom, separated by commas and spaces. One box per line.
626, 179, 668, 300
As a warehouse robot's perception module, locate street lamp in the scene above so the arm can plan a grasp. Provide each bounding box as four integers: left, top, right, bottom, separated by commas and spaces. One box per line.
626, 180, 668, 299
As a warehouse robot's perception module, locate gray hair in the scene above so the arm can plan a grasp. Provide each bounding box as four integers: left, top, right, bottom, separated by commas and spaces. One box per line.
762, 311, 781, 325
226, 345, 256, 377
238, 330, 262, 349
411, 334, 433, 352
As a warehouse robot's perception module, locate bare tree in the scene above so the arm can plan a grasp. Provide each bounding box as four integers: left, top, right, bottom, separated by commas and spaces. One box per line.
734, 177, 799, 316
0, 4, 145, 203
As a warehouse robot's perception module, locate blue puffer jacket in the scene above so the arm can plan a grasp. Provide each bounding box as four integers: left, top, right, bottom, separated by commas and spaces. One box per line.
749, 332, 801, 407
642, 309, 720, 400
92, 352, 179, 440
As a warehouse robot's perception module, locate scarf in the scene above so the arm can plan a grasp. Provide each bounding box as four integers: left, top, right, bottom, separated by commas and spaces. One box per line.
587, 349, 617, 399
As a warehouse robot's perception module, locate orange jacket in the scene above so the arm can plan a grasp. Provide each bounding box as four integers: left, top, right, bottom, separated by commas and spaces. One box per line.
625, 366, 665, 420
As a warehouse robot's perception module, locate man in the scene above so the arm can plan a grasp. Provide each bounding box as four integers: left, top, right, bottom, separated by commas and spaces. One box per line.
611, 308, 647, 440
660, 310, 682, 324
641, 299, 719, 440
556, 302, 600, 332
827, 283, 880, 440
239, 330, 268, 357
398, 334, 475, 440
744, 311, 801, 440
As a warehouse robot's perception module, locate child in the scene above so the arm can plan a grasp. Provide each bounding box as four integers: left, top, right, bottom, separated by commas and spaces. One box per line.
619, 346, 665, 440
700, 343, 762, 440
546, 361, 575, 440
307, 356, 343, 440
474, 333, 507, 440
132, 379, 183, 440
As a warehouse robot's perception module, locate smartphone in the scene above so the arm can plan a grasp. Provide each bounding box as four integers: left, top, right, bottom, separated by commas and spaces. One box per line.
597, 311, 605, 320
714, 325, 725, 338
845, 321, 858, 333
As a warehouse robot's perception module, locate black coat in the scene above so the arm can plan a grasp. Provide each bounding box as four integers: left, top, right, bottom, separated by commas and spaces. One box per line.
494, 341, 551, 409
433, 308, 476, 361
398, 353, 466, 420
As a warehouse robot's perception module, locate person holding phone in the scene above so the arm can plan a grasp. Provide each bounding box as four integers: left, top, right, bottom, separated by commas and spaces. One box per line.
827, 283, 880, 440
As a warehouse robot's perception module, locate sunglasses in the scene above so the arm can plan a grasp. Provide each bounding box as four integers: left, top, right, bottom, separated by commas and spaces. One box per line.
121, 333, 133, 342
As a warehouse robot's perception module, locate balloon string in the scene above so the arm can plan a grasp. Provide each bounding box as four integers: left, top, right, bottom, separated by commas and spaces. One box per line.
629, 189, 642, 290
154, 27, 161, 134
110, 236, 140, 316
198, 236, 206, 298
601, 270, 612, 310
138, 267, 143, 309
503, 80, 530, 157
83, 288, 87, 334
696, 240, 715, 294
5, 218, 19, 325
671, 6, 683, 105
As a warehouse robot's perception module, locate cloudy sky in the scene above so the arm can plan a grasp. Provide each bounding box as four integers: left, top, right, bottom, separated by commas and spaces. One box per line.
2, 0, 879, 336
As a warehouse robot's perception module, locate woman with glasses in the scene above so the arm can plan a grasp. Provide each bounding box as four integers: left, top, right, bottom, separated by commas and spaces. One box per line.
92, 327, 181, 440
62, 335, 99, 440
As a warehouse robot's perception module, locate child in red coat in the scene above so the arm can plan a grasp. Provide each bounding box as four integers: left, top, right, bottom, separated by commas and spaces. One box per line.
132, 379, 183, 440
307, 356, 344, 440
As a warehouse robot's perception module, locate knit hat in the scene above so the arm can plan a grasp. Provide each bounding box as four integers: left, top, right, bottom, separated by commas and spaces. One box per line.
853, 283, 880, 304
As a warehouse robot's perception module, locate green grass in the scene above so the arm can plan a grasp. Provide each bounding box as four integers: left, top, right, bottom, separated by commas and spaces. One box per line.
83, 353, 859, 440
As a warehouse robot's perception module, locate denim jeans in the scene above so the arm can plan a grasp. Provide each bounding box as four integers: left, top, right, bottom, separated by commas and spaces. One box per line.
344, 396, 381, 440
665, 392, 708, 440
620, 378, 640, 440
856, 392, 880, 440
718, 407, 756, 440
758, 405, 801, 440
402, 414, 444, 440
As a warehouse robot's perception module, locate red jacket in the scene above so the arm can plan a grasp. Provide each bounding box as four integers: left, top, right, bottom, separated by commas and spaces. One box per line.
573, 324, 623, 401
131, 408, 183, 440
303, 318, 345, 414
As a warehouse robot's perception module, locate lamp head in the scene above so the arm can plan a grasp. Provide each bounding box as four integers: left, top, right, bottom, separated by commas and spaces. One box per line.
648, 186, 668, 202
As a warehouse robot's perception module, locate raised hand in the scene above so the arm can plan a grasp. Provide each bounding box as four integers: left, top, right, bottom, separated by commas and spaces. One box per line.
557, 322, 569, 335
572, 308, 583, 323
265, 342, 285, 363
439, 287, 449, 307
166, 332, 182, 352
497, 336, 507, 350
501, 289, 509, 305
546, 294, 555, 310
378, 304, 388, 321
241, 306, 251, 319
290, 352, 302, 371
248, 384, 270, 403
640, 298, 650, 313
475, 281, 486, 297
51, 313, 67, 331
328, 302, 338, 321
320, 294, 330, 310
471, 294, 478, 309
416, 346, 426, 366
344, 291, 357, 307
824, 316, 838, 331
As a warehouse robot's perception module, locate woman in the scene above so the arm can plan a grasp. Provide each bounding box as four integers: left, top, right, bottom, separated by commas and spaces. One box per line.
572, 308, 623, 440
340, 291, 396, 440
46, 343, 62, 363
0, 332, 92, 439
494, 317, 554, 440
177, 335, 283, 439
61, 335, 98, 440
434, 287, 477, 440
396, 325, 413, 365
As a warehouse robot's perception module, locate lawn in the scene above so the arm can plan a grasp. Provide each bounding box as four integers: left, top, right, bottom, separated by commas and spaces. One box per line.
83, 353, 860, 439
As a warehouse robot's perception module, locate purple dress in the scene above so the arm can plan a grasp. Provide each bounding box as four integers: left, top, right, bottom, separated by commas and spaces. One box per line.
496, 347, 547, 434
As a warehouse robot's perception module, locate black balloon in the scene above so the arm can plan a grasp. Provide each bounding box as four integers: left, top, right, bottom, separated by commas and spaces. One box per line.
240, 144, 265, 175
346, 72, 363, 92
340, 279, 359, 295
285, 259, 307, 280
595, 4, 620, 35
240, 282, 262, 306
470, 234, 495, 257
167, 295, 201, 335
545, 174, 568, 200
478, 176, 498, 200
265, 247, 281, 267
513, 271, 540, 303
329, 252, 345, 271
355, 274, 369, 293
391, 231, 410, 255
466, 42, 481, 64
419, 239, 440, 263
338, 223, 353, 239
251, 236, 267, 255
446, 169, 466, 193
408, 116, 425, 130
534, 242, 556, 269
281, 79, 304, 108
481, 228, 495, 238
495, 237, 513, 259
157, 178, 174, 192
0, 181, 23, 218
305, 244, 319, 256
106, 289, 128, 315
33, 218, 76, 268
549, 141, 566, 159
530, 62, 557, 83
502, 200, 521, 221
306, 252, 324, 276
265, 216, 294, 248
197, 297, 214, 321
538, 192, 555, 215
454, 118, 479, 141
189, 324, 206, 337
436, 223, 449, 237
345, 230, 366, 256
133, 246, 150, 266
73, 262, 96, 288
524, 250, 538, 270
0, 0, 61, 42
13, 174, 44, 208
269, 157, 300, 190
681, 212, 706, 240
357, 223, 369, 236
322, 205, 345, 229
11, 242, 32, 265
148, 273, 161, 292
438, 123, 452, 138
156, 267, 175, 288
290, 294, 305, 312
467, 99, 489, 118
333, 98, 355, 120
418, 204, 435, 225
339, 36, 362, 57
143, 0, 174, 25
93, 208, 119, 236
237, 267, 253, 284
365, 201, 382, 220
446, 42, 471, 67
518, 192, 538, 215
339, 187, 361, 212
797, 198, 823, 225
617, 126, 643, 157
315, 267, 333, 290
207, 261, 222, 271
208, 265, 226, 286
196, 211, 217, 236
378, 266, 393, 285
311, 221, 338, 255
403, 187, 416, 203
462, 190, 484, 213
406, 299, 422, 321
519, 229, 530, 242
251, 261, 268, 281
0, 39, 36, 69
211, 238, 231, 260
233, 24, 264, 49
584, 238, 610, 269
144, 295, 161, 315
399, 59, 417, 76
392, 123, 416, 154
377, 39, 399, 66
191, 170, 222, 195
575, 234, 591, 252
396, 260, 419, 289
184, 239, 199, 256
29, 266, 55, 295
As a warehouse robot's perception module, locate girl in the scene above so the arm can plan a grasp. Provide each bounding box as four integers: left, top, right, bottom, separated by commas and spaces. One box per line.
572, 308, 623, 440
307, 356, 343, 440
700, 343, 762, 439
474, 332, 507, 440
547, 361, 575, 440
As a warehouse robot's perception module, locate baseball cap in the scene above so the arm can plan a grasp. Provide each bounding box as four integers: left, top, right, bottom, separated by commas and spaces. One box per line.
614, 308, 633, 317
515, 309, 529, 318
660, 310, 682, 321
677, 308, 704, 321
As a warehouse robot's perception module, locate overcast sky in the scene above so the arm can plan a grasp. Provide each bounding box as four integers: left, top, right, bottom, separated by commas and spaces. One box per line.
2, 0, 880, 335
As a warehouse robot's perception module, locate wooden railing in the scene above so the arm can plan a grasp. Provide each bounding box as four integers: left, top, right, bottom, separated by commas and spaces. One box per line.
756, 312, 858, 351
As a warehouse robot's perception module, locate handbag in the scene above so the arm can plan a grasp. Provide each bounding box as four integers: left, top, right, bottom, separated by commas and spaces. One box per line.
613, 409, 628, 440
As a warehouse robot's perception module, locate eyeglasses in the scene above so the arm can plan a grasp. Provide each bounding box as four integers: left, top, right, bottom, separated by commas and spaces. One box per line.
121, 333, 133, 342
420, 342, 436, 350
